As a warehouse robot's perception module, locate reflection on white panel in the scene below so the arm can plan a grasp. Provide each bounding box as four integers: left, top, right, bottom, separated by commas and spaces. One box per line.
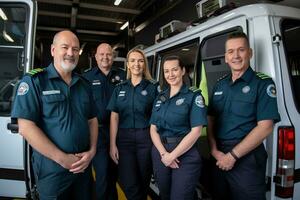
0, 117, 24, 169
0, 179, 26, 197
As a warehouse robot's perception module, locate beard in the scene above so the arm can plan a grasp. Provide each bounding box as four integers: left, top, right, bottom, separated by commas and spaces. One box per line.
60, 59, 77, 73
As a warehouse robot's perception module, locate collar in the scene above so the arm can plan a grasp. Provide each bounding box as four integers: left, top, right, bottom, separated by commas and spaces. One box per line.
161, 84, 189, 99
47, 63, 61, 79
229, 66, 255, 85
93, 66, 119, 78
47, 63, 80, 85
127, 78, 149, 89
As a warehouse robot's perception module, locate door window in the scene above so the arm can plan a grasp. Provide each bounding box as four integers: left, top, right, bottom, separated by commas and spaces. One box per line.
0, 6, 26, 115
281, 19, 300, 113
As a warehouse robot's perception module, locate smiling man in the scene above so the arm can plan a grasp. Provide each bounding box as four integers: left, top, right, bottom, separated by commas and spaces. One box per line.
83, 43, 125, 200
207, 31, 280, 200
11, 30, 98, 200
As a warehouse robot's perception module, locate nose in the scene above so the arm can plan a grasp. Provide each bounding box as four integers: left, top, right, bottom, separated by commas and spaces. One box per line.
67, 48, 74, 56
233, 49, 240, 58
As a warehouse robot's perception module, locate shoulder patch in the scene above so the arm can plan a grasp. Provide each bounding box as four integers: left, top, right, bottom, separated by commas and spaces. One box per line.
217, 73, 229, 82
189, 86, 200, 93
27, 68, 44, 76
17, 82, 29, 95
256, 72, 271, 80
195, 95, 205, 108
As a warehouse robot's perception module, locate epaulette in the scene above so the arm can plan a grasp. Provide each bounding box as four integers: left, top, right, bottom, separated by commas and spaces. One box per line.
217, 73, 229, 82
256, 72, 271, 79
116, 80, 128, 86
27, 68, 44, 76
83, 68, 92, 73
149, 79, 157, 84
189, 86, 201, 93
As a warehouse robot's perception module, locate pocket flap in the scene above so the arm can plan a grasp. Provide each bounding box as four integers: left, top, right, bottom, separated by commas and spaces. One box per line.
42, 94, 66, 103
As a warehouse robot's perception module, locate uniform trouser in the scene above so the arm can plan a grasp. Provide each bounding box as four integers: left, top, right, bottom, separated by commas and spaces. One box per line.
92, 126, 118, 200
212, 139, 268, 200
152, 142, 201, 200
117, 128, 153, 200
38, 166, 93, 200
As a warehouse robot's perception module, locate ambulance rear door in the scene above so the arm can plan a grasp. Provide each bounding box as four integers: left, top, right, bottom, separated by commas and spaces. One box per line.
0, 0, 36, 198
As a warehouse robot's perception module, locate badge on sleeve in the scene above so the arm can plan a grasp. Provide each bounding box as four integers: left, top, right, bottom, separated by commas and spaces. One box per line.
17, 82, 29, 96
266, 84, 276, 98
195, 95, 205, 108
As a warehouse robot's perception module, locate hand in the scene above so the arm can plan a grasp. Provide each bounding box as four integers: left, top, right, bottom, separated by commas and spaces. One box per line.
168, 159, 180, 169
58, 154, 80, 170
216, 152, 236, 171
69, 150, 95, 174
211, 149, 225, 161
161, 152, 179, 167
110, 144, 119, 164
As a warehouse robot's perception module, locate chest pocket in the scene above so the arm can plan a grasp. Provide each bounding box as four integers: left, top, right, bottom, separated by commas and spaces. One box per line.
41, 94, 66, 117
92, 85, 103, 100
212, 94, 225, 113
168, 103, 189, 124
231, 93, 256, 117
136, 92, 153, 112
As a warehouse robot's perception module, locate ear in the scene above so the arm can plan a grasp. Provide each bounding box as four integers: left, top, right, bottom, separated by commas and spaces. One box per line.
249, 48, 253, 59
50, 44, 55, 57
182, 67, 186, 75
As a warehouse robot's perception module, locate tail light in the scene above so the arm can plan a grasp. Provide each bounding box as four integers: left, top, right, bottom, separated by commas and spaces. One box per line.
275, 127, 295, 198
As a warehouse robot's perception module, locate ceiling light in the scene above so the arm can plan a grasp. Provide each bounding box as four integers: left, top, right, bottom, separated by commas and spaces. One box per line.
3, 30, 14, 42
181, 48, 190, 51
114, 0, 122, 6
120, 21, 128, 30
0, 8, 8, 20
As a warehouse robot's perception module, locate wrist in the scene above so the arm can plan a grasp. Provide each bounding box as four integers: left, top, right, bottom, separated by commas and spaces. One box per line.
160, 152, 166, 157
229, 150, 239, 161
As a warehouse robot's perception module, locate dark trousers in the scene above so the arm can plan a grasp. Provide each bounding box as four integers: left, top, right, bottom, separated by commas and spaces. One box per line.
152, 142, 201, 200
93, 126, 118, 200
117, 128, 153, 200
38, 166, 93, 200
212, 139, 268, 200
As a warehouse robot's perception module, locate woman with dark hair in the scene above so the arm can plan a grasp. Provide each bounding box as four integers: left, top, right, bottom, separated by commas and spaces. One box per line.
150, 55, 207, 200
107, 48, 158, 200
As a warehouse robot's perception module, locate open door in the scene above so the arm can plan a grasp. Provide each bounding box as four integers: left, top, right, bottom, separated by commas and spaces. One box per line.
0, 0, 36, 198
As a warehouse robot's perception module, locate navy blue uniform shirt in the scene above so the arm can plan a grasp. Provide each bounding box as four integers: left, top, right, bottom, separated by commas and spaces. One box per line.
150, 84, 207, 137
11, 63, 97, 153
83, 67, 125, 126
208, 67, 280, 140
107, 79, 158, 128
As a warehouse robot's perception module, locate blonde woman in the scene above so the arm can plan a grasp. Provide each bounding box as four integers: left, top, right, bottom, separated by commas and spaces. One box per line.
107, 48, 158, 200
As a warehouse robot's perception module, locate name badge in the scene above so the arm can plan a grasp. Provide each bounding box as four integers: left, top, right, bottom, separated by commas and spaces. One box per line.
42, 90, 61, 95
214, 91, 223, 95
92, 80, 101, 85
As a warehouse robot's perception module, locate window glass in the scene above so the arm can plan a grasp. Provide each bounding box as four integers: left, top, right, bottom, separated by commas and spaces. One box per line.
199, 28, 241, 99
281, 19, 300, 112
0, 6, 26, 115
157, 40, 199, 90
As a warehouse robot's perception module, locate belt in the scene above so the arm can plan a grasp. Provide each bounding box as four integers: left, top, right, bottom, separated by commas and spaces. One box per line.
160, 136, 184, 144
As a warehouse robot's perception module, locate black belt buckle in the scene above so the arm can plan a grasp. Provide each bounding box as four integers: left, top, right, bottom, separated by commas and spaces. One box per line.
161, 136, 183, 144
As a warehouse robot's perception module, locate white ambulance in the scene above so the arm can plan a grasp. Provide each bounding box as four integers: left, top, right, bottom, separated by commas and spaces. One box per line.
0, 1, 299, 199
0, 0, 36, 198
143, 3, 300, 200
